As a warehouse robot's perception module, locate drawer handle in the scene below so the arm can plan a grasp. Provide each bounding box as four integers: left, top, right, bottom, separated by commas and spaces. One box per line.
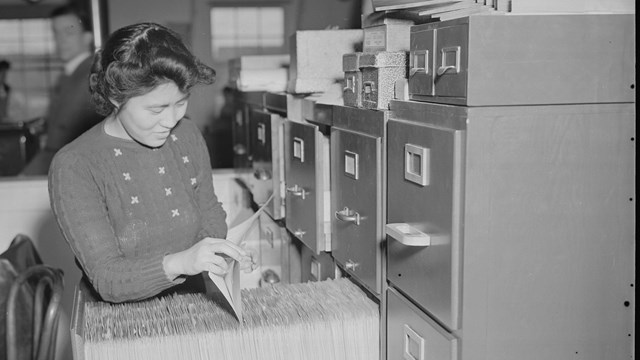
436, 65, 456, 76
385, 223, 431, 247
253, 169, 272, 181
335, 207, 361, 226
436, 46, 461, 77
233, 144, 246, 155
345, 260, 359, 271
410, 50, 428, 76
286, 184, 308, 200
344, 75, 356, 93
403, 324, 425, 360
257, 123, 266, 145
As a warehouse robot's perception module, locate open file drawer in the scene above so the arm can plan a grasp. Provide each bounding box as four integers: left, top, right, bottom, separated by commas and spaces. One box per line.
284, 119, 331, 254
331, 105, 387, 296
249, 108, 286, 219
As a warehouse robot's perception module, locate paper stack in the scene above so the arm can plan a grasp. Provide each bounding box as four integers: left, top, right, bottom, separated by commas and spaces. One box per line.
371, 0, 504, 21
80, 278, 379, 360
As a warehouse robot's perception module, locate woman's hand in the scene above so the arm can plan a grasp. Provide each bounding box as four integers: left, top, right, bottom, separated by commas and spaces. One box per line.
163, 237, 253, 279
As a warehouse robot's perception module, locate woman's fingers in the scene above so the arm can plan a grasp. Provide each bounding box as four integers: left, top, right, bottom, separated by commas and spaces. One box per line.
207, 261, 228, 276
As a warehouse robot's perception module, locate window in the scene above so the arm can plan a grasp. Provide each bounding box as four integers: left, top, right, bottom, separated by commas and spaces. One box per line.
210, 6, 285, 61
0, 18, 60, 121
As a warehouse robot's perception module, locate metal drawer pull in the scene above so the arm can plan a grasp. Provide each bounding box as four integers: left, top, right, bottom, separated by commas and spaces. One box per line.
294, 229, 306, 239
253, 169, 272, 180
363, 81, 375, 94
436, 65, 456, 76
257, 123, 266, 145
335, 207, 361, 225
286, 184, 308, 199
410, 50, 428, 76
344, 75, 356, 93
403, 324, 425, 360
437, 46, 461, 76
233, 144, 246, 155
345, 260, 359, 271
385, 223, 431, 247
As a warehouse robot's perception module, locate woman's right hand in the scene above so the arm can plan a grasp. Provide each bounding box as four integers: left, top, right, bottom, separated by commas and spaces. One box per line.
163, 237, 250, 279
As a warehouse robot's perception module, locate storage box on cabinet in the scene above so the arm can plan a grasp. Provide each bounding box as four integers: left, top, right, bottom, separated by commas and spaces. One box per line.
331, 105, 387, 296
408, 14, 635, 106
228, 55, 289, 92
387, 287, 458, 360
284, 119, 332, 254
364, 24, 412, 53
287, 30, 364, 94
360, 51, 408, 110
249, 108, 286, 220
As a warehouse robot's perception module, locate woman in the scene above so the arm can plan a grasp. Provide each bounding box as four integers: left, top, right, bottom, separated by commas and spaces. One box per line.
49, 23, 252, 303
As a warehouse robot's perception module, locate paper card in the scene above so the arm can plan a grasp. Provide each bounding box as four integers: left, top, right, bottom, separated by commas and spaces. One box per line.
207, 194, 274, 322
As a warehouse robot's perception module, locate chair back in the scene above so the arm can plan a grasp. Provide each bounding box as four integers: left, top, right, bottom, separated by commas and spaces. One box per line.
5, 265, 64, 360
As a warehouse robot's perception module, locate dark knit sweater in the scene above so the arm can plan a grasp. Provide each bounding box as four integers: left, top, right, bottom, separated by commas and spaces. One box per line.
49, 118, 228, 303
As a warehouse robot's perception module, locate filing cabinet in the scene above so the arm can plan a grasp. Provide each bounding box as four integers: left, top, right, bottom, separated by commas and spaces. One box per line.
386, 99, 635, 359
331, 105, 387, 296
408, 14, 635, 106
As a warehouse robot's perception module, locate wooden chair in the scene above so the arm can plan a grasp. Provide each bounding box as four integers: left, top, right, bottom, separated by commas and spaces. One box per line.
5, 264, 64, 360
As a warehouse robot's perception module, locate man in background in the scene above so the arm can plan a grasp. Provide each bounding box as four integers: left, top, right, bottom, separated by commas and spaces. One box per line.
21, 5, 102, 175
0, 60, 10, 121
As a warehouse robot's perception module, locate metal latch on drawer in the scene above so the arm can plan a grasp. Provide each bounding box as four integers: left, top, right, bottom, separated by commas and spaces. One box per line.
385, 223, 440, 247
335, 206, 361, 226
286, 184, 308, 199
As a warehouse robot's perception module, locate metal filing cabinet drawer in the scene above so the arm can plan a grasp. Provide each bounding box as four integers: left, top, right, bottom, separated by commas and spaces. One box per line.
284, 120, 331, 254
408, 27, 434, 99
386, 119, 464, 330
232, 103, 251, 168
249, 109, 286, 219
432, 23, 468, 99
331, 128, 382, 295
257, 212, 284, 286
387, 287, 458, 360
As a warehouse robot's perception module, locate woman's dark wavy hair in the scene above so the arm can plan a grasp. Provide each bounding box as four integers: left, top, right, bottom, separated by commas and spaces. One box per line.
90, 22, 216, 116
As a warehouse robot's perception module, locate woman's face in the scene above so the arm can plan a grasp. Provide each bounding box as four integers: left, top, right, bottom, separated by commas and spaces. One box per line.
115, 82, 189, 148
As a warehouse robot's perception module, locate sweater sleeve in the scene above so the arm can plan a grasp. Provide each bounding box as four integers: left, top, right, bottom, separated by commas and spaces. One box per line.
49, 151, 182, 303
190, 123, 228, 240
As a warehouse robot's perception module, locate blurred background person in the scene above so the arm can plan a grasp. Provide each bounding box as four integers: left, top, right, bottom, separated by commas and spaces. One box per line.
0, 59, 10, 121
20, 4, 102, 176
